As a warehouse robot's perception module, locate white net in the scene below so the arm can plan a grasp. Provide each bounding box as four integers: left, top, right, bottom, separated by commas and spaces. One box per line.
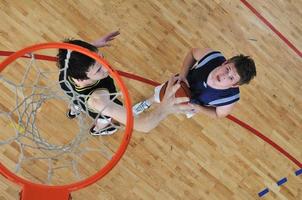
0, 49, 126, 185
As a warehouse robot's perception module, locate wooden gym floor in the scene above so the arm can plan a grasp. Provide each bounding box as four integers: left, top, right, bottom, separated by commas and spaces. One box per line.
0, 0, 301, 199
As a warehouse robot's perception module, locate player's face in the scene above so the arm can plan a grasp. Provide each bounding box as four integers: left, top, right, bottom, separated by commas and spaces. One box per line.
212, 61, 241, 88
86, 53, 109, 81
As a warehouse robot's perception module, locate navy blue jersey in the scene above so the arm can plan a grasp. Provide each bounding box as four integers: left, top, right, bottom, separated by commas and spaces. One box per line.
187, 51, 240, 107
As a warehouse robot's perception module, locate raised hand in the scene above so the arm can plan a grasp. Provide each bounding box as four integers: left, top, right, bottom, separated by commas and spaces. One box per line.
159, 76, 193, 115
92, 30, 120, 47
175, 74, 190, 87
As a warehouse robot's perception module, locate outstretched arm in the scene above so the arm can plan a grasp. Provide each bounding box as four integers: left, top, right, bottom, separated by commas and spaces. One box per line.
91, 30, 120, 48
88, 77, 193, 132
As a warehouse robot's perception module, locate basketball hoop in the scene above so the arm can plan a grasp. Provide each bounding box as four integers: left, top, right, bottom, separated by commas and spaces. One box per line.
0, 43, 133, 199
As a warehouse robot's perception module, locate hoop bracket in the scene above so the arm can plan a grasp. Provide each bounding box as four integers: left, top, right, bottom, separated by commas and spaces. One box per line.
20, 185, 72, 200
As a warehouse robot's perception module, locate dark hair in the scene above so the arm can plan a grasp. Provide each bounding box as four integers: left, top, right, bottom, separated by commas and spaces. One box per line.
57, 39, 98, 80
228, 54, 256, 85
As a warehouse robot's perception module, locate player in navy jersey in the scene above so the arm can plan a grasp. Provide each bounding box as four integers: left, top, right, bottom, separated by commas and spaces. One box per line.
57, 31, 192, 135
133, 48, 256, 118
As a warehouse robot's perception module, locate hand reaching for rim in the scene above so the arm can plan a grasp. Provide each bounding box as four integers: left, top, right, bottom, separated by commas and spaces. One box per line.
92, 30, 120, 47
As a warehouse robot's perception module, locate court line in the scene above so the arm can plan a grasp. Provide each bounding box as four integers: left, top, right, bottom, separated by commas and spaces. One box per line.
240, 0, 302, 58
0, 51, 301, 169
227, 115, 302, 168
258, 169, 302, 197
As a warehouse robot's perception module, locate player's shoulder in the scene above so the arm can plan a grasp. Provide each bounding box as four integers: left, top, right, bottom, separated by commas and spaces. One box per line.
192, 48, 223, 61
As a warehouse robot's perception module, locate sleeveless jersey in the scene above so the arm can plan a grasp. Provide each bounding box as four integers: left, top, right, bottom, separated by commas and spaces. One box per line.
59, 72, 122, 119
187, 51, 240, 107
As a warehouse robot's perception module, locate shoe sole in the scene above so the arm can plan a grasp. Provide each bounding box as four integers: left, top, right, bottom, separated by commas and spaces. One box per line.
90, 125, 119, 136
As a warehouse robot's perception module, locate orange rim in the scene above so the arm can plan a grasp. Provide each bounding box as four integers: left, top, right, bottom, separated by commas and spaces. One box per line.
0, 43, 133, 196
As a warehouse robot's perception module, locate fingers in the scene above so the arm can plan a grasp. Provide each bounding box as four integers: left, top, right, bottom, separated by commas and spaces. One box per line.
174, 74, 189, 87
171, 82, 180, 93
184, 79, 190, 87
174, 97, 190, 104
107, 30, 120, 38
166, 76, 175, 89
166, 83, 180, 99
174, 104, 195, 113
174, 75, 181, 84
164, 76, 179, 98
111, 30, 120, 36
100, 31, 120, 46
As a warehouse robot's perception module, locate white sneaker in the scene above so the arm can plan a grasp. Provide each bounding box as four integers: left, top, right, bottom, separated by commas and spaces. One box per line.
90, 125, 118, 136
132, 100, 151, 116
90, 122, 121, 136
90, 118, 119, 136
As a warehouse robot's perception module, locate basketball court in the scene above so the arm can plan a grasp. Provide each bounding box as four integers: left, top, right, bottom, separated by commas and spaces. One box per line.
0, 1, 301, 199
